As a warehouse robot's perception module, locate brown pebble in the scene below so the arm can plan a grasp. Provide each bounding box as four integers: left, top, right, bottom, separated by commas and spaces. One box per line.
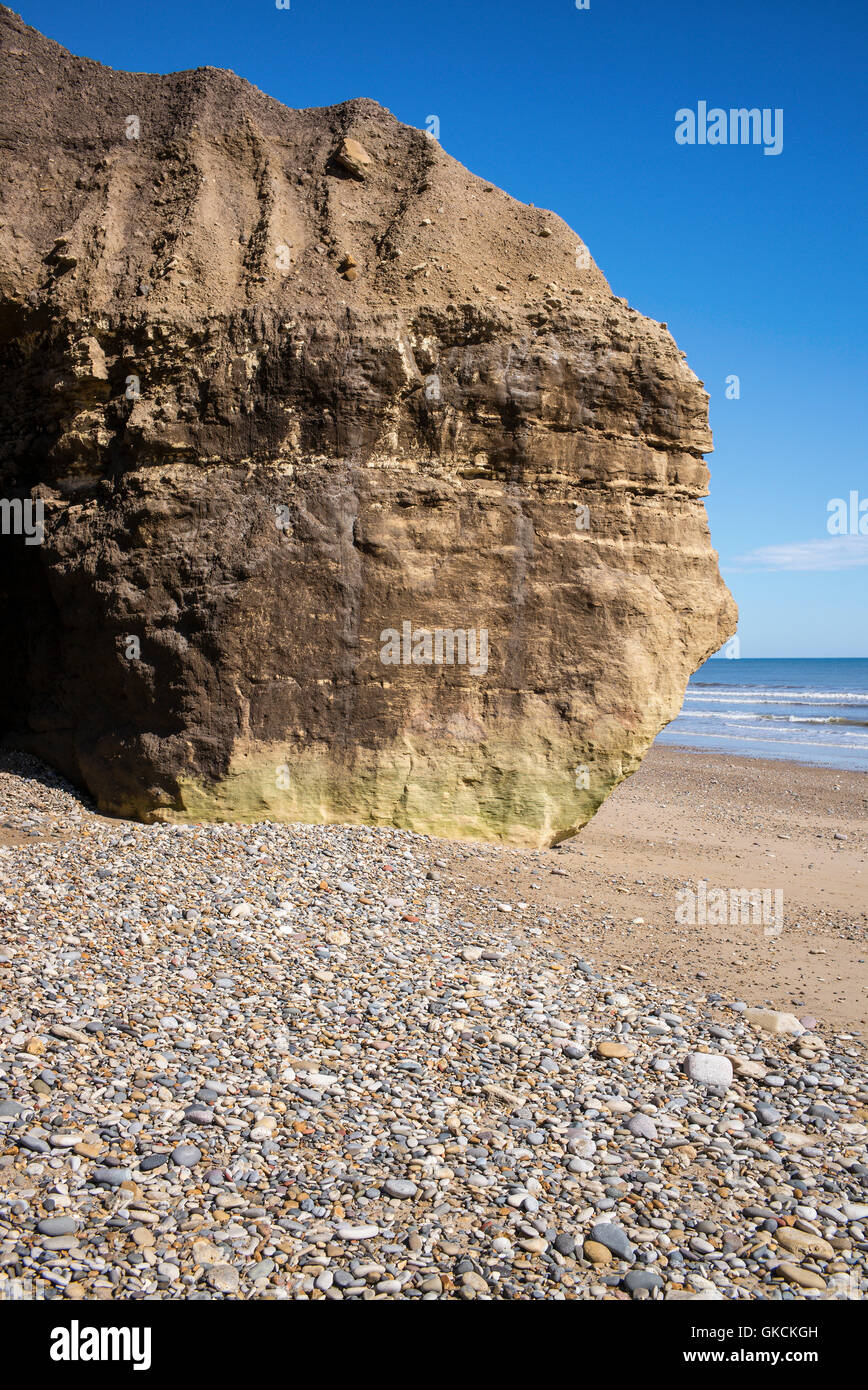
775, 1261, 826, 1290
595, 1041, 633, 1060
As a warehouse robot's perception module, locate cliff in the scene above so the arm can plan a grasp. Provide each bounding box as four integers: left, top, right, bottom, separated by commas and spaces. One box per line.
0, 8, 736, 845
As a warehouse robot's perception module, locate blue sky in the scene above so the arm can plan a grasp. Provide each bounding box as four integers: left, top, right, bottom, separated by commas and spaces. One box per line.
19, 0, 867, 656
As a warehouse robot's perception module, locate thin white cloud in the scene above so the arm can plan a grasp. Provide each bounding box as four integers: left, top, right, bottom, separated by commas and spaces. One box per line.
724, 535, 868, 573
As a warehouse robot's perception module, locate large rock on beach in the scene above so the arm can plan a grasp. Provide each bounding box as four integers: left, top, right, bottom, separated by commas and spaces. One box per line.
0, 8, 735, 844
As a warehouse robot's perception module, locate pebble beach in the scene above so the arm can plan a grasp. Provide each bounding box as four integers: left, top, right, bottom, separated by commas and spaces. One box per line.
1, 751, 866, 1301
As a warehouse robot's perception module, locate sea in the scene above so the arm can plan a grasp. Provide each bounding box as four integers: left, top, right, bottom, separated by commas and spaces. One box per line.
655, 658, 868, 772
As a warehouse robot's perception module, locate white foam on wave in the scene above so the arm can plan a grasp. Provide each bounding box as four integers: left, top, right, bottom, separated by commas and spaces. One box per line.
686, 690, 868, 705
662, 728, 868, 753
679, 711, 868, 732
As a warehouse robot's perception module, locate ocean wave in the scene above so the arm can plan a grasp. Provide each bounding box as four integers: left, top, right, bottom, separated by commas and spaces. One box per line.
672, 715, 868, 745
663, 728, 868, 752
672, 667, 868, 768
685, 690, 868, 705
680, 710, 760, 721
679, 711, 868, 728
785, 715, 868, 727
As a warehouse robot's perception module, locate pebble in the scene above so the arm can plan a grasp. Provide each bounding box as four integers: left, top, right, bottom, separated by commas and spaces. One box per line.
595, 1041, 633, 1060
0, 750, 864, 1302
171, 1145, 202, 1168
743, 1009, 805, 1036
192, 1239, 222, 1266
383, 1180, 418, 1199
775, 1229, 835, 1260
207, 1264, 240, 1294
139, 1153, 169, 1171
625, 1113, 658, 1141
625, 1269, 663, 1294
684, 1053, 733, 1089
90, 1166, 133, 1186
37, 1217, 78, 1236
589, 1223, 635, 1262
775, 1262, 826, 1291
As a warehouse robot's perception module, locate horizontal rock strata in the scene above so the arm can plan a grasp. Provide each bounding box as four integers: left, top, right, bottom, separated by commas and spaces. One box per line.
0, 8, 736, 844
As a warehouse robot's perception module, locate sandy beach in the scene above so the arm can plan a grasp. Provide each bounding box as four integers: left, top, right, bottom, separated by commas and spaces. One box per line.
440, 747, 868, 1036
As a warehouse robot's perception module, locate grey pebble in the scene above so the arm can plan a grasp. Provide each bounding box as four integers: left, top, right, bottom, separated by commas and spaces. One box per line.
383, 1179, 418, 1199
590, 1222, 635, 1262
171, 1144, 202, 1167
37, 1216, 78, 1236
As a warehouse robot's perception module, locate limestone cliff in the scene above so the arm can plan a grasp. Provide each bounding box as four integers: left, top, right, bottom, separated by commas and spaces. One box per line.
0, 8, 736, 845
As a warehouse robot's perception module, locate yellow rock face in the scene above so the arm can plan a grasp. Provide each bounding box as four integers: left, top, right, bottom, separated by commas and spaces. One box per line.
138, 734, 637, 849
